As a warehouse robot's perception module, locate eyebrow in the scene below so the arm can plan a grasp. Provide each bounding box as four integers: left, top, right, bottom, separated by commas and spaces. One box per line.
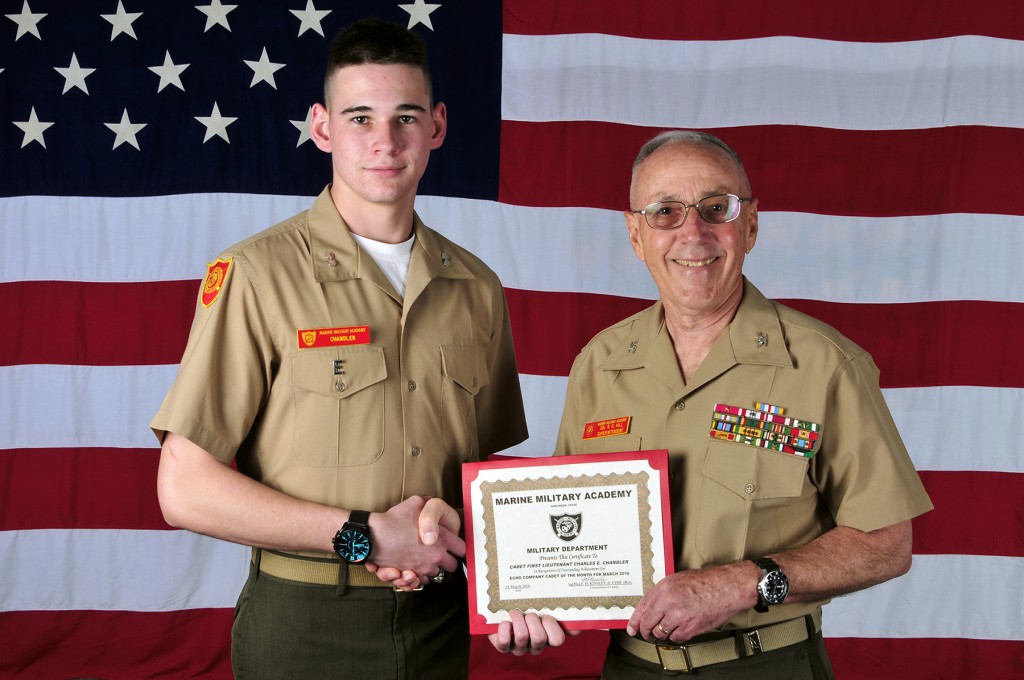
657, 187, 734, 202
340, 103, 428, 115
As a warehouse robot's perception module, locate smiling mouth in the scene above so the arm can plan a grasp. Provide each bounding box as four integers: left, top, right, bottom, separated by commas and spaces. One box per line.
672, 256, 718, 267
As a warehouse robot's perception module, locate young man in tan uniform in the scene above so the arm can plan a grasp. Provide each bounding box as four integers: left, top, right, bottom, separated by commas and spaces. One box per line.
491, 131, 931, 677
152, 19, 527, 679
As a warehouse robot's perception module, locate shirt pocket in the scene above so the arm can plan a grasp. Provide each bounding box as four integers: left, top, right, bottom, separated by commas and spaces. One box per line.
290, 346, 387, 467
440, 345, 490, 460
695, 440, 809, 564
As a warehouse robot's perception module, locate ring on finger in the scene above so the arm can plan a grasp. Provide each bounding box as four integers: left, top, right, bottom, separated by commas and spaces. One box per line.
430, 568, 447, 584
657, 623, 671, 636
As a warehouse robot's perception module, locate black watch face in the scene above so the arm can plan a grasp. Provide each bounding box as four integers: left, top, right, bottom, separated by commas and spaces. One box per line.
761, 571, 789, 604
336, 528, 371, 563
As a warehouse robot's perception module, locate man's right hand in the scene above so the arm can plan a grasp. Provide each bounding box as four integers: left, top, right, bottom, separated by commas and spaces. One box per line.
365, 496, 464, 589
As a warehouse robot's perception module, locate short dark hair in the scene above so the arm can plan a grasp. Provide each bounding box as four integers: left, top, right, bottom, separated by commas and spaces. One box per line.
324, 18, 433, 104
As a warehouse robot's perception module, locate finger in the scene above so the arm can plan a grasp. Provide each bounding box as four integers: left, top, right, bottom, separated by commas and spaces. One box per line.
538, 615, 566, 650
419, 498, 461, 545
521, 612, 552, 655
508, 609, 533, 656
488, 621, 513, 654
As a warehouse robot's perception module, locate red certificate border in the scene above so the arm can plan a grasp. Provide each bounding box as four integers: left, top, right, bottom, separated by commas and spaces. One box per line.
461, 449, 674, 634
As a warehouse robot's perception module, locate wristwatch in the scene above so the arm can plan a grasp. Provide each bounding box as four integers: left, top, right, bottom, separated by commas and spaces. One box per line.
333, 510, 373, 565
753, 557, 789, 612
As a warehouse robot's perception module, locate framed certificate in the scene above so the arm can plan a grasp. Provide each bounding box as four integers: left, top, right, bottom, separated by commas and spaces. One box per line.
462, 450, 673, 634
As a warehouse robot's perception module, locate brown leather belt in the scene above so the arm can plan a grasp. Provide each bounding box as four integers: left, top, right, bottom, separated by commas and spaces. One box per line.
613, 612, 820, 673
253, 549, 393, 588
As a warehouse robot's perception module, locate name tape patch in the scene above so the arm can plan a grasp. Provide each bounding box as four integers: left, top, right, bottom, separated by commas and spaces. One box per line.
297, 325, 370, 349
582, 416, 631, 440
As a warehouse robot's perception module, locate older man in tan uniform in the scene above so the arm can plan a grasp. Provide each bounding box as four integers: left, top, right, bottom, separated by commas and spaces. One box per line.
152, 19, 527, 680
491, 131, 931, 678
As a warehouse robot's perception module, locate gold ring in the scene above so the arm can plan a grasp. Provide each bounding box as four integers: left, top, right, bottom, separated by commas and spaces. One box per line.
430, 569, 447, 584
657, 623, 670, 636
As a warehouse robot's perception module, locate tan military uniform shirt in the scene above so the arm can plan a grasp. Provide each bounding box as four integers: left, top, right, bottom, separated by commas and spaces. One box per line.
555, 279, 932, 629
152, 187, 528, 515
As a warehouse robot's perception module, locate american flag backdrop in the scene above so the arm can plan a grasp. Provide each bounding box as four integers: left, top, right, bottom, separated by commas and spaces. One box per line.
2, 0, 1022, 678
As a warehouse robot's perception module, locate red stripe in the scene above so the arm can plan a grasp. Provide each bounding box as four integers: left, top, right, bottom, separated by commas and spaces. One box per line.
505, 289, 1024, 389
912, 471, 1024, 556
499, 122, 1024, 217
0, 280, 195, 367
3, 610, 1020, 679
824, 637, 1024, 680
504, 0, 1024, 41
3, 448, 1019, 558
0, 609, 235, 680
0, 448, 170, 531
4, 282, 1024, 389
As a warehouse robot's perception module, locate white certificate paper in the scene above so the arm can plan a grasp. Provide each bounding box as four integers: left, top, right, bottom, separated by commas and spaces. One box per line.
462, 450, 673, 633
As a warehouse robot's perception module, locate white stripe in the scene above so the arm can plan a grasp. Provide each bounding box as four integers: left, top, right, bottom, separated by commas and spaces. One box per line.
2, 529, 1019, 640
502, 34, 1024, 130
822, 554, 1024, 640
4, 195, 1024, 304
505, 375, 1024, 475
2, 365, 1017, 475
0, 529, 248, 612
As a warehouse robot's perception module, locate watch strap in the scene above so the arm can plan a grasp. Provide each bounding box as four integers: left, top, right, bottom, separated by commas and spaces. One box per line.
753, 556, 783, 613
346, 510, 370, 530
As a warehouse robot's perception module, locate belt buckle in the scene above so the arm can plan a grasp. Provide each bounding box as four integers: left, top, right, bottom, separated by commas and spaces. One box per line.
655, 643, 693, 673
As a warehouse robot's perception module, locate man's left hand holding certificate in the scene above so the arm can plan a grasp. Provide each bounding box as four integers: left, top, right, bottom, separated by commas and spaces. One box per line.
462, 450, 674, 634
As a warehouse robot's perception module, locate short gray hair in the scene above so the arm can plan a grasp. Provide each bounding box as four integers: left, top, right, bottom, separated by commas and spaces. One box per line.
630, 130, 750, 204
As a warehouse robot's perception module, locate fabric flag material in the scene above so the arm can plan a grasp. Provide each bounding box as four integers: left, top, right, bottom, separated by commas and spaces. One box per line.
2, 1, 1022, 678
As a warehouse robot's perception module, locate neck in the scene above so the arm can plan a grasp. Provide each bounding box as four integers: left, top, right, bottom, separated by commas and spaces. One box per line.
662, 285, 743, 382
329, 187, 416, 244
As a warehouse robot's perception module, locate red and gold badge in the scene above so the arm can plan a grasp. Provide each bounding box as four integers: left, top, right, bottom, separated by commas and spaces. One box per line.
296, 326, 371, 348
582, 416, 631, 440
201, 258, 232, 308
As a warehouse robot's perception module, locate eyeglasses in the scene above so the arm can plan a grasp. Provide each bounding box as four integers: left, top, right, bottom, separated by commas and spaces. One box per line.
630, 194, 751, 230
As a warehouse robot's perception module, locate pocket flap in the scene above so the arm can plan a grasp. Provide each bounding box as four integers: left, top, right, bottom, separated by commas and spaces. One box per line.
703, 440, 806, 501
440, 345, 489, 395
290, 346, 387, 399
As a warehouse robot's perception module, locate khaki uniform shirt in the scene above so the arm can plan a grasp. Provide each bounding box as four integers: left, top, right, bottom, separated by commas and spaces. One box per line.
555, 279, 932, 629
152, 187, 528, 517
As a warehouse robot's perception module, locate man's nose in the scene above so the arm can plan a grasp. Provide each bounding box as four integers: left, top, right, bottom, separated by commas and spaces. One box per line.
373, 124, 401, 153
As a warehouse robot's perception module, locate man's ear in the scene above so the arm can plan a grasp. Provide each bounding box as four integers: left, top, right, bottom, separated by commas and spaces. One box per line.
310, 102, 331, 153
625, 212, 646, 262
429, 102, 447, 150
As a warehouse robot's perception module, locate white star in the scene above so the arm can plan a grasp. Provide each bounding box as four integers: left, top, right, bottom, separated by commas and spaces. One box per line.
195, 101, 237, 143
244, 47, 285, 90
399, 0, 441, 31
101, 0, 143, 41
13, 107, 54, 149
54, 53, 96, 95
104, 109, 147, 150
149, 51, 189, 93
195, 0, 237, 33
289, 0, 331, 37
5, 0, 46, 40
290, 106, 314, 147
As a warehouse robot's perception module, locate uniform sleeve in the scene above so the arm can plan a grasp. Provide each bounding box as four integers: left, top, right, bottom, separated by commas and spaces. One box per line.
812, 351, 933, 532
150, 254, 276, 463
554, 350, 590, 457
474, 282, 528, 456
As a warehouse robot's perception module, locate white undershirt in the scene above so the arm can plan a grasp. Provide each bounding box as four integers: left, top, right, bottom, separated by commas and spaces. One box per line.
350, 232, 415, 298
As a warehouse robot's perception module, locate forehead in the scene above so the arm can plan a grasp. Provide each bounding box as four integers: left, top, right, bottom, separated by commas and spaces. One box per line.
326, 63, 430, 106
635, 142, 746, 199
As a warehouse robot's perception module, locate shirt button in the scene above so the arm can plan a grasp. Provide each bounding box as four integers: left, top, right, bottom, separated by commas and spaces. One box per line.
674, 401, 685, 411
334, 381, 346, 392
411, 445, 421, 457
408, 380, 417, 391
745, 482, 756, 494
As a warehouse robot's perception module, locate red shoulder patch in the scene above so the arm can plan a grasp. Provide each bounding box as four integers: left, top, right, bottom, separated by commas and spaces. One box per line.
201, 258, 232, 307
